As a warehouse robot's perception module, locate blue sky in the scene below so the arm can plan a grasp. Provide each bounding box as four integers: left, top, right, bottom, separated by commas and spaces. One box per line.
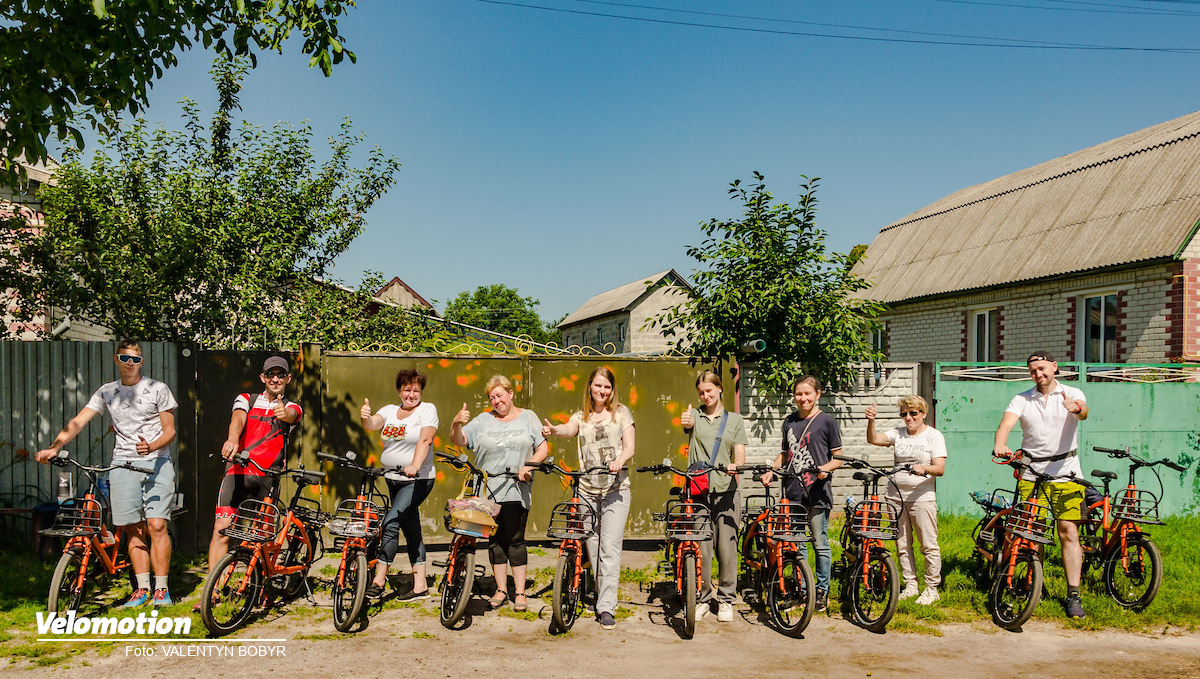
64, 0, 1200, 321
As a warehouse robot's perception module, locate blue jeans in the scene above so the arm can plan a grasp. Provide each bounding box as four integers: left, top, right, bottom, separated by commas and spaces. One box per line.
806, 505, 832, 593
380, 479, 434, 565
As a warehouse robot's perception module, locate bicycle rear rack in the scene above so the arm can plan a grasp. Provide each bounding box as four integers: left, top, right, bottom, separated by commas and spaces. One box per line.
848, 497, 900, 541
659, 500, 713, 541
1111, 488, 1164, 525
222, 500, 282, 543
291, 498, 331, 530
40, 498, 105, 538
758, 504, 811, 543
547, 501, 596, 540
1005, 500, 1054, 545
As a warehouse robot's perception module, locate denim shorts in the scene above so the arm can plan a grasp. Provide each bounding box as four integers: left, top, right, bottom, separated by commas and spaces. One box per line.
109, 457, 176, 526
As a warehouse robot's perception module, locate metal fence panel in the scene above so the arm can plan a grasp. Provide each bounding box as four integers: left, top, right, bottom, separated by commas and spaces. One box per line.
934, 362, 1200, 516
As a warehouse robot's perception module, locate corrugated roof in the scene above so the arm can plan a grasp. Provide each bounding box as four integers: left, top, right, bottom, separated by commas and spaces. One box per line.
854, 110, 1200, 304
558, 269, 694, 328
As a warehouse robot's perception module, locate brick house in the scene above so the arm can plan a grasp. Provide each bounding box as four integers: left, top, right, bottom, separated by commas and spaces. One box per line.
374, 276, 440, 317
557, 270, 694, 354
852, 110, 1200, 364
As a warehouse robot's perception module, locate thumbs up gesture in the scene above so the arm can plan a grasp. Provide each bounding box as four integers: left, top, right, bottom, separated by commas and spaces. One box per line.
865, 400, 877, 421
680, 405, 694, 429
542, 418, 556, 439
360, 398, 372, 420
453, 403, 471, 426
1062, 392, 1082, 415
272, 398, 288, 419
136, 435, 151, 456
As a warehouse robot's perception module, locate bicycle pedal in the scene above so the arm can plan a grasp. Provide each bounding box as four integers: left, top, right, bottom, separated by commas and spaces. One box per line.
656, 561, 673, 575
431, 560, 448, 569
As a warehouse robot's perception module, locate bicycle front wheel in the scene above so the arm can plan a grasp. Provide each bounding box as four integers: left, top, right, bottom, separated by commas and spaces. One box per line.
1104, 534, 1162, 610
201, 550, 262, 636
682, 552, 697, 639
990, 550, 1042, 630
551, 547, 583, 632
333, 551, 368, 632
766, 552, 815, 637
849, 548, 900, 632
439, 544, 475, 629
971, 517, 999, 586
48, 549, 88, 614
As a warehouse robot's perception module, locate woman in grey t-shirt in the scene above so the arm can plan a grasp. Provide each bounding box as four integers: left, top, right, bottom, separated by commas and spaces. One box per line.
450, 375, 549, 613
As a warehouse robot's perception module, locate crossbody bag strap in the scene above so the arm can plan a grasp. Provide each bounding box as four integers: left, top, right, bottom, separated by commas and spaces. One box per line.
708, 411, 730, 466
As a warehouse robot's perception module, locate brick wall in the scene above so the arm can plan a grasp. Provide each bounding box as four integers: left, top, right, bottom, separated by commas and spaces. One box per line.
560, 312, 631, 353
881, 262, 1185, 363
629, 284, 689, 354
739, 361, 921, 508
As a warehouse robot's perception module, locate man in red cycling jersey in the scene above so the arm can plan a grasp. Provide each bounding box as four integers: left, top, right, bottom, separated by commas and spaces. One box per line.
194, 356, 302, 610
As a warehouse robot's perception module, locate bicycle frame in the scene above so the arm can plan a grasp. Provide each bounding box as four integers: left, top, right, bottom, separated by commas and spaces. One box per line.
739, 465, 811, 596
1082, 446, 1179, 577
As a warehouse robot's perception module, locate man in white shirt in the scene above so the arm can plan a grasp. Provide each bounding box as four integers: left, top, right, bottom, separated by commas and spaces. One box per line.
993, 351, 1089, 619
36, 340, 179, 607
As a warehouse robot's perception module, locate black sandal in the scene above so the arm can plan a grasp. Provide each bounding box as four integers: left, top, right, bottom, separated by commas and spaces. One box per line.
365, 584, 385, 599
487, 591, 508, 609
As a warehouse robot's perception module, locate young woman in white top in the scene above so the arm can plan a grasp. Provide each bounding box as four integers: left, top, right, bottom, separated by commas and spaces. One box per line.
360, 369, 438, 600
541, 366, 635, 630
864, 394, 946, 606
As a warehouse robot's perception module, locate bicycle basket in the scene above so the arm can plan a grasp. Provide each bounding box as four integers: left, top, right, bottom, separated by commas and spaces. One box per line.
547, 501, 596, 540
662, 500, 712, 541
1004, 500, 1054, 545
1111, 488, 1163, 525
291, 497, 330, 530
221, 499, 282, 543
40, 498, 104, 538
328, 499, 383, 538
848, 497, 901, 541
758, 503, 811, 543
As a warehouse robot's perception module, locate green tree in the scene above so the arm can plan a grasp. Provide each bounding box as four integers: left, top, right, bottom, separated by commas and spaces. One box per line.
649, 173, 885, 390
1, 0, 358, 181
443, 284, 559, 344
0, 58, 407, 350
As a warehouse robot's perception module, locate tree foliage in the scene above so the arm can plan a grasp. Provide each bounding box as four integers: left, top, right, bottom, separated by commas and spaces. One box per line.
1, 0, 358, 181
443, 284, 561, 345
0, 57, 410, 350
649, 173, 885, 391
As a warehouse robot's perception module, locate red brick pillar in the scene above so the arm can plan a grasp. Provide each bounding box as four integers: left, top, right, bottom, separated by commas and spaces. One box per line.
1177, 261, 1200, 361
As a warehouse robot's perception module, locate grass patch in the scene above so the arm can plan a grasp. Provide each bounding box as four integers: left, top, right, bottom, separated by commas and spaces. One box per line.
619, 565, 659, 586
294, 633, 351, 641
497, 606, 540, 621
811, 513, 1200, 632
613, 606, 636, 620
528, 548, 548, 557
318, 564, 336, 578
411, 631, 434, 639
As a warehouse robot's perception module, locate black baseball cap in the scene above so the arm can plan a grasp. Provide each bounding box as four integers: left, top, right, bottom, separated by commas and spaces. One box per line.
262, 356, 290, 373
1026, 351, 1056, 365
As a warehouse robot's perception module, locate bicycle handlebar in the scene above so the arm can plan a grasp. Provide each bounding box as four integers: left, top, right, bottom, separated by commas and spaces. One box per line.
318, 450, 410, 478
1092, 446, 1186, 473
635, 463, 708, 477
832, 454, 915, 477
230, 451, 325, 481
532, 461, 621, 477
50, 452, 152, 475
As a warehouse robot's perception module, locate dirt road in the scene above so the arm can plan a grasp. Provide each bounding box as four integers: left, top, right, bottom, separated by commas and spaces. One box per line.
19, 548, 1200, 679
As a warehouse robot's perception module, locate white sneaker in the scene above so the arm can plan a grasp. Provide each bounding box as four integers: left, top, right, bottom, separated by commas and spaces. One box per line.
697, 602, 711, 620
717, 602, 734, 622
899, 583, 920, 600
915, 588, 940, 606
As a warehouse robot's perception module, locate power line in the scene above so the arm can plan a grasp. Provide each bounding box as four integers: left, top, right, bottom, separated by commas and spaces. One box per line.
467, 0, 1200, 52
933, 0, 1200, 17
569, 0, 1113, 46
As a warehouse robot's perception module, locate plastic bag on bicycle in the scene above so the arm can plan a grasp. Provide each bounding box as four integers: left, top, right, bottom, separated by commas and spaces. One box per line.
446, 496, 501, 517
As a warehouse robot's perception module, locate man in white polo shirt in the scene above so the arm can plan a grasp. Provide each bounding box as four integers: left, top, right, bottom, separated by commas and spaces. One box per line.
993, 351, 1089, 619
36, 340, 179, 608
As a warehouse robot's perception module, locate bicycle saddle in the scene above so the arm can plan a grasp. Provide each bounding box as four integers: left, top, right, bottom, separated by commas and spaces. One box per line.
669, 486, 683, 497
852, 471, 870, 481
1090, 470, 1117, 481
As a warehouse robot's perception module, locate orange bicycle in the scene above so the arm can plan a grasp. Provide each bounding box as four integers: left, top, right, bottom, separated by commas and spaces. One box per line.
1082, 445, 1183, 609
41, 450, 152, 613
737, 464, 815, 637
200, 452, 326, 636
319, 450, 403, 632
637, 458, 713, 639
530, 459, 621, 633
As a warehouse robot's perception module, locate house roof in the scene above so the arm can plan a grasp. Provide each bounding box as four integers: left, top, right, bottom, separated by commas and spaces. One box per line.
853, 110, 1200, 305
558, 269, 694, 328
375, 276, 440, 317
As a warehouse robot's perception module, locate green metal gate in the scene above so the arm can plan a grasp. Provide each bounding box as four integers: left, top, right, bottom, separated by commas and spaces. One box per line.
934, 362, 1200, 516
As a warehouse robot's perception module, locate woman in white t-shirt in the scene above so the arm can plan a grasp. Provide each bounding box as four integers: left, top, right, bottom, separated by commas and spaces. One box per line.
864, 394, 946, 606
360, 369, 438, 600
541, 366, 635, 630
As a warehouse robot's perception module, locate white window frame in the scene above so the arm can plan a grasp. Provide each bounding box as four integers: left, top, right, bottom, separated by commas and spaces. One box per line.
618, 323, 626, 342
1076, 290, 1122, 363
969, 307, 999, 362
868, 322, 887, 355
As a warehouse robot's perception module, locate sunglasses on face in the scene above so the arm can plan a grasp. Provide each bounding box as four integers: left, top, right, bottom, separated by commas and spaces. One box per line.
263, 371, 289, 379
117, 354, 143, 365
902, 410, 924, 418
